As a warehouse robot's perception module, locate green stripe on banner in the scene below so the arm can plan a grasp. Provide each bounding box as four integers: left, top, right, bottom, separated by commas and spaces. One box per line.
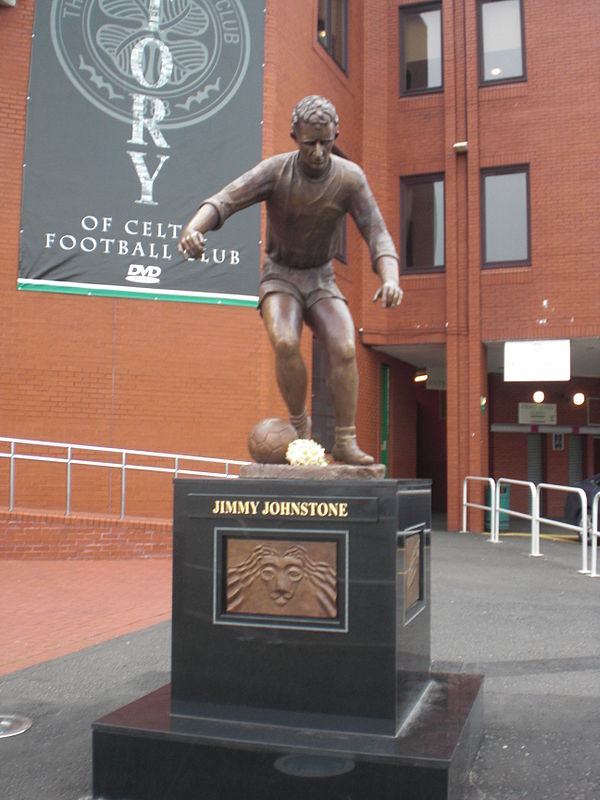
17, 280, 258, 308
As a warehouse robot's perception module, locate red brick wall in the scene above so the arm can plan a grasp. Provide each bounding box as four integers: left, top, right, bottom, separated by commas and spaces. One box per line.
0, 0, 398, 549
1, 1, 599, 542
0, 511, 171, 559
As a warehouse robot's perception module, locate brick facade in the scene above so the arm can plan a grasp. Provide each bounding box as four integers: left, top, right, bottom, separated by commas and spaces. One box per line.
1, 1, 599, 554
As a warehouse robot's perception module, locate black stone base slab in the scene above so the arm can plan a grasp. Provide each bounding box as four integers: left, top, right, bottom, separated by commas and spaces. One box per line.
93, 674, 483, 800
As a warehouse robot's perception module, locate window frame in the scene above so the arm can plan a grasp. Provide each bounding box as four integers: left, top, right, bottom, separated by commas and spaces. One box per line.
481, 165, 531, 268
399, 2, 443, 96
317, 0, 349, 74
401, 173, 446, 275
477, 0, 526, 86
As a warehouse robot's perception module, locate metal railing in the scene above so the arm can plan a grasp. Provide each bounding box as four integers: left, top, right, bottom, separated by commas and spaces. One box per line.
592, 493, 600, 578
462, 476, 497, 541
496, 478, 540, 556
537, 483, 590, 574
462, 475, 598, 577
0, 436, 249, 520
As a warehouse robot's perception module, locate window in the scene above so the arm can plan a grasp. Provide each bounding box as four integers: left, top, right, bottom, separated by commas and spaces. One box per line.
311, 337, 335, 453
332, 144, 348, 263
402, 175, 445, 272
478, 0, 525, 84
317, 0, 348, 72
482, 167, 530, 266
399, 3, 442, 94
333, 218, 347, 264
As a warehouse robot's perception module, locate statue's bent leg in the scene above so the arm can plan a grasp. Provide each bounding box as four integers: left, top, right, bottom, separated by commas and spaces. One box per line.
307, 299, 374, 465
261, 292, 311, 438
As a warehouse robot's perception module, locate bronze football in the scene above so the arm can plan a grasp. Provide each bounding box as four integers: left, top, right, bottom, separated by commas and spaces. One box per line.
247, 418, 297, 464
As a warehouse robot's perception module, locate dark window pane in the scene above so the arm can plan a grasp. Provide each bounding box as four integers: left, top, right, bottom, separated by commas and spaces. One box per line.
333, 217, 347, 263
483, 170, 528, 263
404, 178, 445, 271
402, 5, 442, 93
317, 0, 329, 50
312, 338, 335, 452
481, 0, 524, 82
317, 0, 347, 72
331, 0, 346, 69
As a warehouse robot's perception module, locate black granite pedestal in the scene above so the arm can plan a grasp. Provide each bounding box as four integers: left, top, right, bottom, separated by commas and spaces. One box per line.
92, 477, 482, 800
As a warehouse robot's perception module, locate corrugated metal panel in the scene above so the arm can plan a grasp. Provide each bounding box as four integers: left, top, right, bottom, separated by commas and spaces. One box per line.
568, 435, 583, 485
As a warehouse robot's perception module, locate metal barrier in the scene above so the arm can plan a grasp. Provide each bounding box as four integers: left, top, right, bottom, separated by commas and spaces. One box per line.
536, 483, 590, 574
461, 476, 497, 541
461, 475, 598, 576
0, 436, 249, 520
496, 478, 540, 556
591, 493, 599, 578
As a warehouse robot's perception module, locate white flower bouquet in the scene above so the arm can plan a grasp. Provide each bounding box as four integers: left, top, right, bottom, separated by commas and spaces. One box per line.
286, 439, 328, 467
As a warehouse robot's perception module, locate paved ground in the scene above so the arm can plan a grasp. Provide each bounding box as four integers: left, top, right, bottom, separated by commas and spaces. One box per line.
0, 530, 598, 799
0, 560, 172, 676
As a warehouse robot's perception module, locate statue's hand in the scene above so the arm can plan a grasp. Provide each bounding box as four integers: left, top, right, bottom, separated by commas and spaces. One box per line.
373, 281, 403, 308
178, 228, 207, 260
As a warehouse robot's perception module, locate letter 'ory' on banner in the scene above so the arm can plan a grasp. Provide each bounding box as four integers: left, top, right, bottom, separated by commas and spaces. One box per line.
19, 0, 264, 305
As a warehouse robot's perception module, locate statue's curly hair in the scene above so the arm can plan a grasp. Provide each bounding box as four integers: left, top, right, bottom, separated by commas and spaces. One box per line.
291, 95, 339, 137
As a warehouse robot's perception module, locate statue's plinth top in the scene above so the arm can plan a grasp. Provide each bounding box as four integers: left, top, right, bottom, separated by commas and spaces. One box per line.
239, 462, 386, 480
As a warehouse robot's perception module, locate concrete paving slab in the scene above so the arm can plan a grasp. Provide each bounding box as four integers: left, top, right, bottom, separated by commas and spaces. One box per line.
0, 530, 598, 799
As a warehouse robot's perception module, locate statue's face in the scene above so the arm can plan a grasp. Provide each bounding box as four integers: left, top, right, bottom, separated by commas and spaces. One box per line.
295, 121, 336, 177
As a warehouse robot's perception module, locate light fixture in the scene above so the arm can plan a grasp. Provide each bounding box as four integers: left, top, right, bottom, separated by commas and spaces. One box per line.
572, 392, 585, 406
533, 390, 545, 403
414, 369, 428, 383
490, 67, 502, 76
453, 141, 468, 154
317, 20, 327, 39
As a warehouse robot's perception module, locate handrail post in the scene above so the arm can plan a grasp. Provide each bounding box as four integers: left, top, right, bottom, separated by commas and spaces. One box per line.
579, 493, 589, 575
461, 476, 496, 540
120, 451, 127, 520
461, 478, 468, 532
66, 446, 72, 516
491, 479, 500, 543
531, 484, 542, 557
9, 440, 15, 511
590, 493, 599, 578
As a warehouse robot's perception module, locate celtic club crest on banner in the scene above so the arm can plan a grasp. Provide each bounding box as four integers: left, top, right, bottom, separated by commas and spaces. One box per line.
50, 0, 251, 128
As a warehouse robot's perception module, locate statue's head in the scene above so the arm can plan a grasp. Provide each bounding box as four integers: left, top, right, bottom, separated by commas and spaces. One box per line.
291, 95, 339, 178
291, 95, 339, 136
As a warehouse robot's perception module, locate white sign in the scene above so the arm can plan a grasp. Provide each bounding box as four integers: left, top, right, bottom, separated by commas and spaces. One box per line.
518, 403, 557, 425
504, 340, 571, 382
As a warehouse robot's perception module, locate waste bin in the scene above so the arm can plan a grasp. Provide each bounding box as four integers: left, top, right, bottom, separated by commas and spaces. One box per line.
485, 485, 510, 532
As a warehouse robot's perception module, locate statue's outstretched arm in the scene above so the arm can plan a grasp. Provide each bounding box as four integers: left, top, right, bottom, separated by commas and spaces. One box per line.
373, 255, 403, 308
178, 204, 220, 260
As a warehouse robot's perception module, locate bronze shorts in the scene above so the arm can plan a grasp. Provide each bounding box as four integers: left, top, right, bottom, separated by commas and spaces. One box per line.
258, 258, 347, 311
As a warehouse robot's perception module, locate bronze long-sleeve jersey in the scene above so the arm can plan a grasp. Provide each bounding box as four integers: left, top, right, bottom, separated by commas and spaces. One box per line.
201, 151, 398, 271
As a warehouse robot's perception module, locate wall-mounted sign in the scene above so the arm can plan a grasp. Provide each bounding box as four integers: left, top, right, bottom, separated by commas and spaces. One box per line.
504, 340, 571, 382
552, 433, 565, 451
518, 403, 557, 425
19, 0, 265, 306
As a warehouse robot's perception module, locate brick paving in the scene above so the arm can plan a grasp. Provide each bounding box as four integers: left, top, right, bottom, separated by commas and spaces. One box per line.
0, 558, 172, 676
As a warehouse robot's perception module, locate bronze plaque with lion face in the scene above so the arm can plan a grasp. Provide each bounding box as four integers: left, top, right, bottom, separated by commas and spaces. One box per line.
226, 539, 338, 619
405, 533, 421, 611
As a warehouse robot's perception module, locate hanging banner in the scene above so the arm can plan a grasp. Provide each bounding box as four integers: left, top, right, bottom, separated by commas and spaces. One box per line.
18, 0, 264, 306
